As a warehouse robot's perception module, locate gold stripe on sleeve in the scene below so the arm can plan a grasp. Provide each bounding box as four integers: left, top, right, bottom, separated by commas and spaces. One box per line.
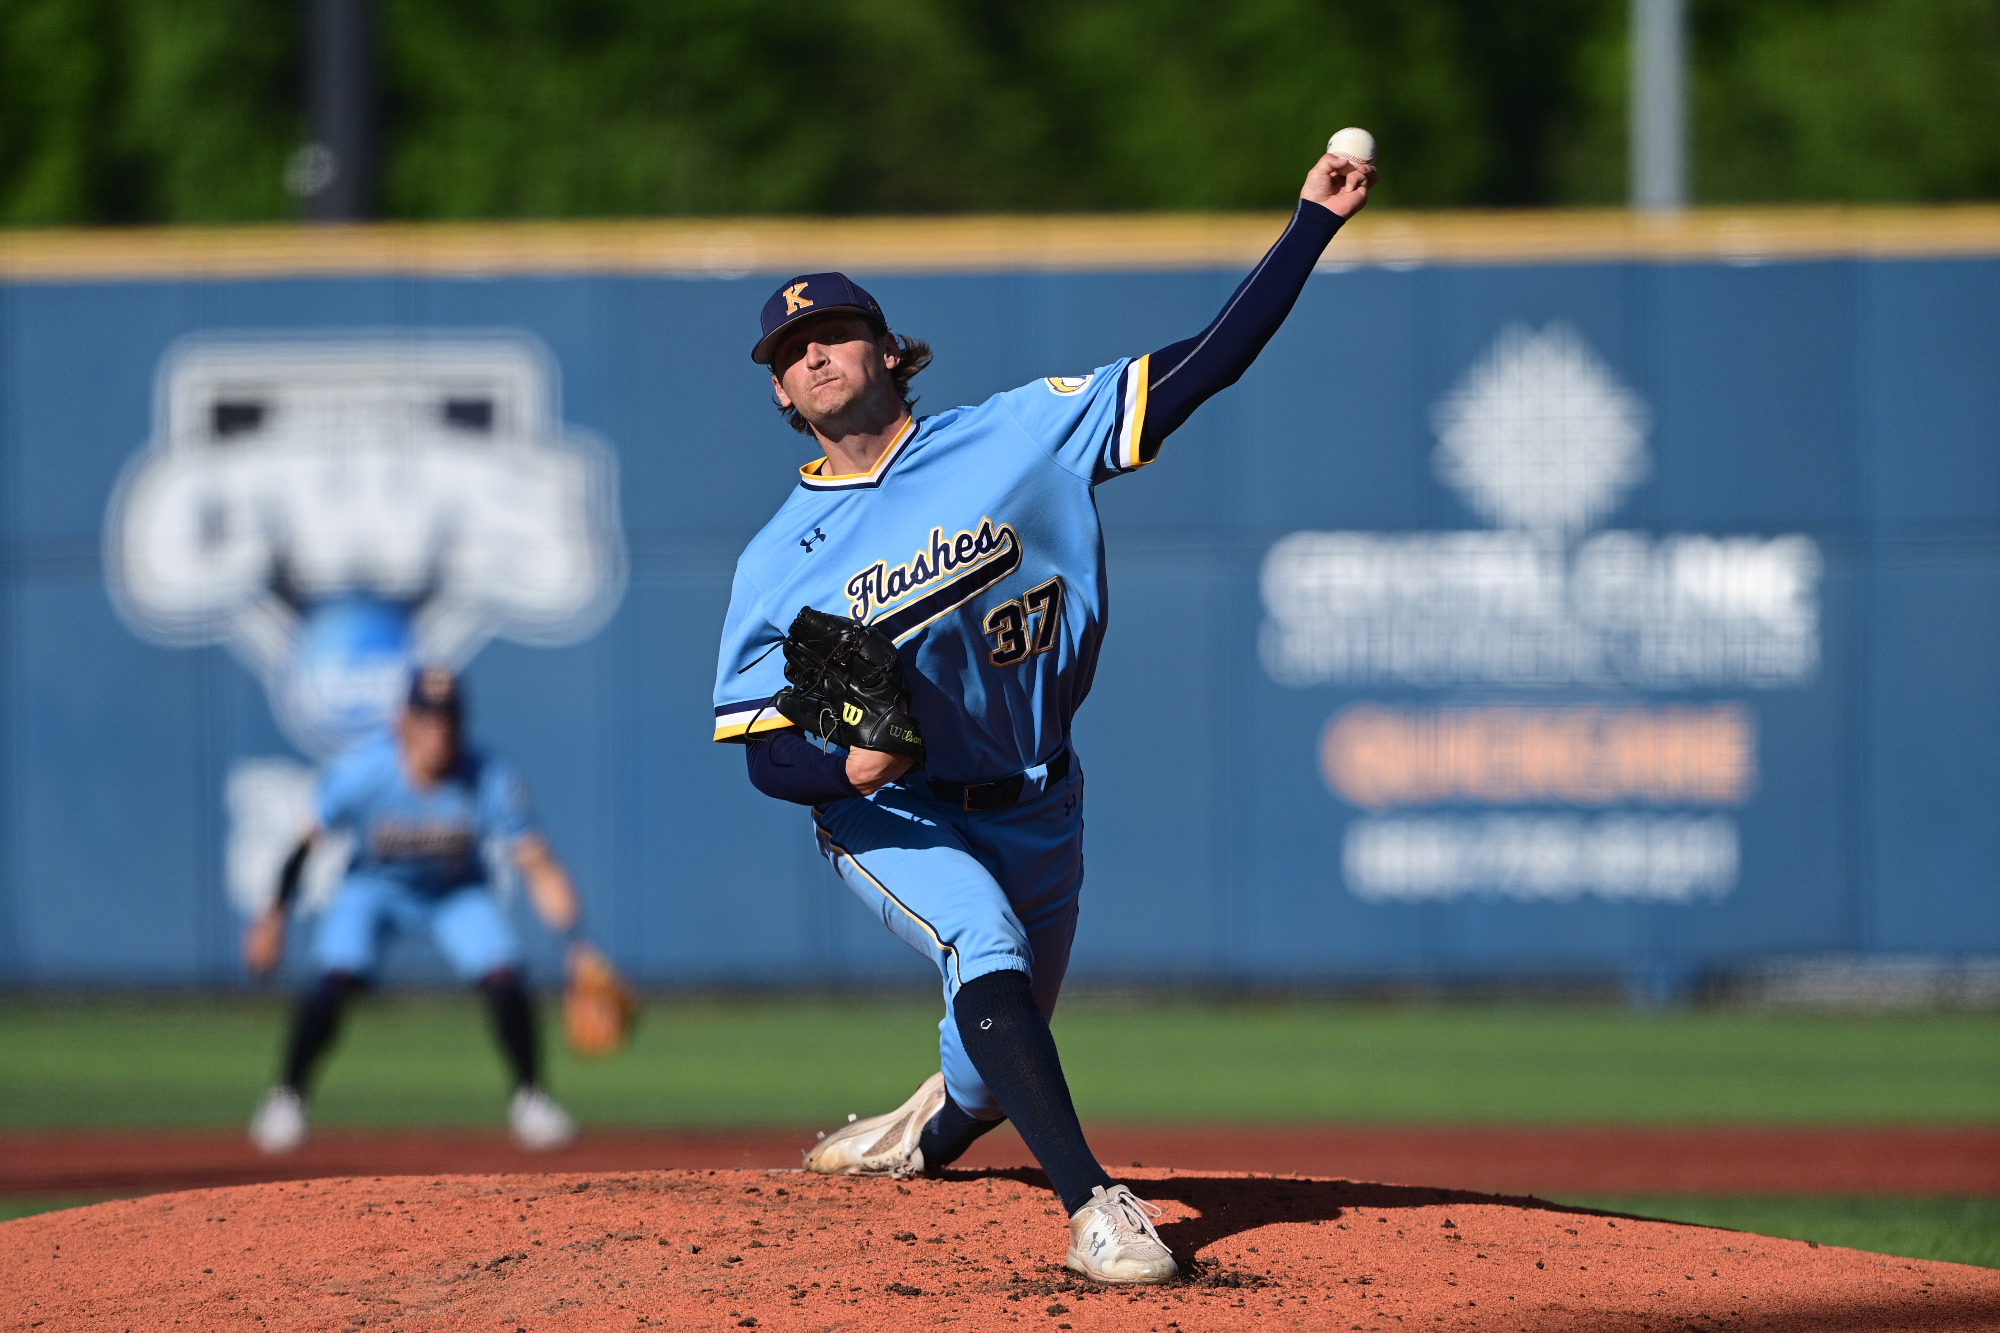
712, 714, 797, 743
1124, 354, 1154, 470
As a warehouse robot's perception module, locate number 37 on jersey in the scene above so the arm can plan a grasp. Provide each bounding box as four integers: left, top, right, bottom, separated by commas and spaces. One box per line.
983, 577, 1064, 667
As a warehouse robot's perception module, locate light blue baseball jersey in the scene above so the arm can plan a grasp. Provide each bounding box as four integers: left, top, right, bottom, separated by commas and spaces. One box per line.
713, 356, 1154, 782
316, 733, 539, 895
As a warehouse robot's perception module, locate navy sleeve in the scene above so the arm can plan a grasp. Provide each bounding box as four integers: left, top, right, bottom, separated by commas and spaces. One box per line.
1140, 199, 1344, 456
746, 732, 861, 806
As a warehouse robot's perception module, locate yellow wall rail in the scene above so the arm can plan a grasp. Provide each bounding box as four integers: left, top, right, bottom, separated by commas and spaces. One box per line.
5, 206, 2000, 281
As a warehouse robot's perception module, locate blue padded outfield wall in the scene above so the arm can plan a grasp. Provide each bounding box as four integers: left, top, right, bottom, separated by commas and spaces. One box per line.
0, 226, 1996, 988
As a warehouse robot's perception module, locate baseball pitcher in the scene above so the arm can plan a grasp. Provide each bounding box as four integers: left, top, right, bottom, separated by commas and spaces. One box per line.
713, 147, 1375, 1283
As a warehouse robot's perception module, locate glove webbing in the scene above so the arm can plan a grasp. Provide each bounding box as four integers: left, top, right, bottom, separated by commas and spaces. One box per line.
733, 624, 853, 754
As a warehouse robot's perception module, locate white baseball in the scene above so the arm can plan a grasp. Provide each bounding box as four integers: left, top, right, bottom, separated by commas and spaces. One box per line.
1326, 126, 1376, 163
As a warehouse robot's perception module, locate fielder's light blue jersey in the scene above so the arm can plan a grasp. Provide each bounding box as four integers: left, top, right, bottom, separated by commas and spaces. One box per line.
713, 356, 1155, 782
316, 734, 539, 895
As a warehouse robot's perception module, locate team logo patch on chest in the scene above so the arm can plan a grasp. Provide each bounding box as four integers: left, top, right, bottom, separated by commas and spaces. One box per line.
846, 517, 1024, 643
369, 819, 476, 863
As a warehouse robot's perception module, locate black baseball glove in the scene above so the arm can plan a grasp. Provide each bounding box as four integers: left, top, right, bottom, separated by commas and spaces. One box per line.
772, 607, 926, 764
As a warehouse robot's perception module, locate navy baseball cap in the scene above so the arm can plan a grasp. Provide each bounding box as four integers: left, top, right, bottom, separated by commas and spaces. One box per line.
751, 272, 887, 365
405, 665, 463, 720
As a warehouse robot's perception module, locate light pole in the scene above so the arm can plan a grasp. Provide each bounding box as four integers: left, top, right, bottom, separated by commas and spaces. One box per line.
291, 0, 376, 221
1630, 0, 1687, 212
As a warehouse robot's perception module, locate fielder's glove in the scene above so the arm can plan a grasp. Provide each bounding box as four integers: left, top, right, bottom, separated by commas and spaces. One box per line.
563, 948, 638, 1058
772, 607, 926, 764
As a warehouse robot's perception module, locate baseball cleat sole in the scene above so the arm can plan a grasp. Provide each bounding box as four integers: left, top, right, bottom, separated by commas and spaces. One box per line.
804, 1071, 946, 1176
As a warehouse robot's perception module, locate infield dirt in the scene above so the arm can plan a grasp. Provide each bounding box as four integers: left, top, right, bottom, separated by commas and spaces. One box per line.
9, 1125, 1996, 1197
8, 1168, 1998, 1332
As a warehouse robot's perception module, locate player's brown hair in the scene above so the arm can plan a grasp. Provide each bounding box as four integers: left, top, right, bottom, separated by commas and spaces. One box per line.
778, 333, 933, 435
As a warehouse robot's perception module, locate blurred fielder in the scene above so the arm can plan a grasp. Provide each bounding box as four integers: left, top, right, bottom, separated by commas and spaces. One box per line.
714, 147, 1374, 1281
243, 666, 625, 1153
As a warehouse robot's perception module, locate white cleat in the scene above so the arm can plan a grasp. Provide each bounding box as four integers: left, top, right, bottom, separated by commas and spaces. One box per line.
803, 1071, 946, 1177
248, 1086, 310, 1156
1066, 1183, 1179, 1285
509, 1086, 578, 1150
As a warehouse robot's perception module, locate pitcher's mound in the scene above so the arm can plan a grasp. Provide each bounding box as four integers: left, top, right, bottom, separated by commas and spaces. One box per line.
6, 1168, 1996, 1331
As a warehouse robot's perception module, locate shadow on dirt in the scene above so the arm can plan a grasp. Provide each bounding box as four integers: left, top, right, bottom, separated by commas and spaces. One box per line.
943, 1168, 1606, 1256
938, 1172, 2000, 1327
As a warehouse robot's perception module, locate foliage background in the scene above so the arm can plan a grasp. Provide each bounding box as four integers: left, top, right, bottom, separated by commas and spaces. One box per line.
2, 0, 1997, 225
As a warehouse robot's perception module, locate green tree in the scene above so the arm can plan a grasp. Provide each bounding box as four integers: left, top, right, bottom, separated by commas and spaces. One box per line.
380, 0, 1054, 215
1, 0, 1996, 225
1695, 0, 2000, 203
0, 0, 141, 223
0, 0, 294, 225
377, 0, 1621, 214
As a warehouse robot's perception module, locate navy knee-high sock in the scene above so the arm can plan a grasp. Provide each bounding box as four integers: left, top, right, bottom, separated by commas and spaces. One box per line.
480, 971, 542, 1091
918, 1093, 1003, 1169
952, 969, 1113, 1214
281, 971, 361, 1094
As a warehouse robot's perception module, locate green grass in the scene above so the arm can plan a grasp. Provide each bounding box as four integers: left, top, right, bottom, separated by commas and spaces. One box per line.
0, 1196, 121, 1223
2, 993, 1996, 1130
4, 998, 1994, 1269
1561, 1196, 2000, 1270
1056, 998, 2000, 1126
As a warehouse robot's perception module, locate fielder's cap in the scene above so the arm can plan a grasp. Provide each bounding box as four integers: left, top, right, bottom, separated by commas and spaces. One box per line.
751, 272, 887, 365
405, 665, 463, 719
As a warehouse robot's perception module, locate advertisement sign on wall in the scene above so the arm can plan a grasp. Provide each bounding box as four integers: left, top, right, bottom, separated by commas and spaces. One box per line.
0, 222, 1992, 985
1261, 322, 1817, 907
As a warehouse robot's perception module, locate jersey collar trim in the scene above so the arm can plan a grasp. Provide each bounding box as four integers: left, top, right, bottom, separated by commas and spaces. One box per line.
797, 415, 917, 492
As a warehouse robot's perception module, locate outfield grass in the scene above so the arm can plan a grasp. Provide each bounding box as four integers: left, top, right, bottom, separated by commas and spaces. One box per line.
1561, 1196, 2000, 1270
0, 1197, 112, 1223
2, 993, 1996, 1129
5, 996, 1995, 1268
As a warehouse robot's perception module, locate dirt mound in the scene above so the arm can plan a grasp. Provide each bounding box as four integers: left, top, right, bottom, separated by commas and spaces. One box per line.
7, 1168, 1997, 1332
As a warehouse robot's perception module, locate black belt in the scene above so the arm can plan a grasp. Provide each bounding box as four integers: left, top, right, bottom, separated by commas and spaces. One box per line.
929, 747, 1071, 812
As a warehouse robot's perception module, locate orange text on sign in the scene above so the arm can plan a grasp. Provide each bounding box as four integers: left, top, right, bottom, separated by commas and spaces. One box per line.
1321, 704, 1755, 809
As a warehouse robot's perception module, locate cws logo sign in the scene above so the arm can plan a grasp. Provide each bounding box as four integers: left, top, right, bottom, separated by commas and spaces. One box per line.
104, 333, 626, 913
1259, 323, 1819, 906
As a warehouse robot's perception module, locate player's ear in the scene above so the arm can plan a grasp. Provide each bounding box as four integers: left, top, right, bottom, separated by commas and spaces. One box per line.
770, 373, 794, 410
878, 331, 901, 373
